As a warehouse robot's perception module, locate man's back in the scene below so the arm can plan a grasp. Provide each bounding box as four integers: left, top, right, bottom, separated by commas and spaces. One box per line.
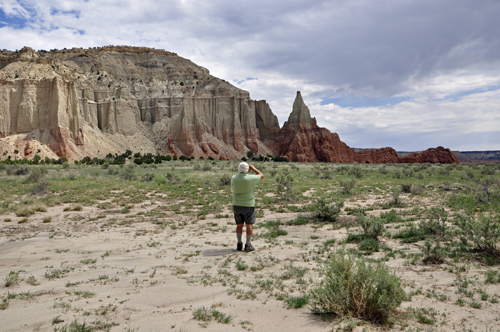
231, 173, 261, 207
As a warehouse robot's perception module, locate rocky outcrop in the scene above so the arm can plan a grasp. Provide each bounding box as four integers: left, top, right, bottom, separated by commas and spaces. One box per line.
0, 46, 276, 160
271, 91, 458, 164
399, 147, 459, 164
0, 47, 458, 164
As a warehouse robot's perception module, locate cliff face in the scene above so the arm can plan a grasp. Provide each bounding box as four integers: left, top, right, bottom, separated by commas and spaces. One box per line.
0, 46, 276, 160
0, 47, 458, 164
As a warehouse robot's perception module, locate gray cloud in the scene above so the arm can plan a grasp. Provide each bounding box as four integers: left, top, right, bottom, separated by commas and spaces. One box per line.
1, 0, 499, 150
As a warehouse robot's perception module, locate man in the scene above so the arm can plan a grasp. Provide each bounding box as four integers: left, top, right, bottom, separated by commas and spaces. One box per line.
231, 162, 264, 252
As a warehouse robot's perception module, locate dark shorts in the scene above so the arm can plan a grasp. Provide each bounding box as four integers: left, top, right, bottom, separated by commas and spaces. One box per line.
233, 205, 256, 225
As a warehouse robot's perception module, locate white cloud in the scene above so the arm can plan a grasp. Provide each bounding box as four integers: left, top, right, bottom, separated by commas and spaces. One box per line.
0, 0, 499, 150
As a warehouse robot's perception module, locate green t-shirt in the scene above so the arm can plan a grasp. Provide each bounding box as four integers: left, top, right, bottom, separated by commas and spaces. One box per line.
231, 173, 261, 207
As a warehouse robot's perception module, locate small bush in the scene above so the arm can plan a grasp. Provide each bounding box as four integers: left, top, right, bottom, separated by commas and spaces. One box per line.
339, 179, 356, 195
26, 167, 47, 183
400, 183, 412, 193
30, 180, 49, 196
310, 250, 405, 322
258, 220, 288, 239
358, 212, 384, 240
390, 189, 403, 207
284, 295, 309, 309
411, 184, 425, 195
419, 207, 448, 238
276, 171, 295, 201
14, 166, 29, 175
5, 271, 22, 287
218, 174, 231, 186
392, 224, 425, 243
349, 166, 363, 178
122, 165, 136, 180
453, 214, 500, 257
359, 237, 379, 254
16, 207, 34, 217
315, 167, 334, 179
193, 306, 233, 324
421, 239, 445, 264
166, 173, 183, 184
485, 270, 500, 284
311, 196, 343, 222
141, 173, 154, 182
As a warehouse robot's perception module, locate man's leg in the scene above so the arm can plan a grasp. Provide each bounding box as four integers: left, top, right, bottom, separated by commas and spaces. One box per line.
245, 224, 253, 246
236, 223, 244, 250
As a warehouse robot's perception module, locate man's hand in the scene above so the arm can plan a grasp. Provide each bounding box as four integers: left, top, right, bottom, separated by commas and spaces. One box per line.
249, 164, 264, 180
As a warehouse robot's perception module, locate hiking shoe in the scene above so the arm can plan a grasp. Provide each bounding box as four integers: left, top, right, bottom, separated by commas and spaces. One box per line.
237, 242, 243, 251
245, 244, 255, 252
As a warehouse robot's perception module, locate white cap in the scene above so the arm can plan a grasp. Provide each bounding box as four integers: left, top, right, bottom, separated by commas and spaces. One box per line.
238, 162, 249, 174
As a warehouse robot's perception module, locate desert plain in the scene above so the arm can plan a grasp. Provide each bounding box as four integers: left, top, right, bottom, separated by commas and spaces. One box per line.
0, 160, 499, 332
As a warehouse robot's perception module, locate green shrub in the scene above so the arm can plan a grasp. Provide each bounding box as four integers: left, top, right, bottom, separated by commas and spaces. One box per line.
141, 173, 154, 182
30, 180, 49, 196
310, 250, 405, 322
14, 166, 29, 175
5, 271, 22, 287
419, 207, 448, 238
453, 214, 500, 257
258, 220, 288, 239
284, 295, 309, 309
276, 171, 295, 201
218, 174, 231, 186
26, 167, 47, 183
421, 238, 445, 264
193, 306, 233, 324
400, 183, 412, 193
339, 179, 356, 195
166, 173, 183, 184
349, 166, 363, 178
311, 196, 343, 222
122, 165, 136, 180
485, 270, 500, 284
359, 238, 379, 254
315, 167, 334, 179
392, 224, 425, 243
358, 213, 384, 240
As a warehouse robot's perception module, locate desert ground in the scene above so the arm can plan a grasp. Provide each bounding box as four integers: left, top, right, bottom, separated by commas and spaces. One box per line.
0, 160, 499, 332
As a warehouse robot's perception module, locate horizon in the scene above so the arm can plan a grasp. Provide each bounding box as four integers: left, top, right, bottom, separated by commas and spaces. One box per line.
1, 1, 499, 151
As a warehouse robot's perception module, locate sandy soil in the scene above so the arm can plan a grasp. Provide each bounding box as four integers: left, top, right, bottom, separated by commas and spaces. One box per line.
1, 199, 500, 332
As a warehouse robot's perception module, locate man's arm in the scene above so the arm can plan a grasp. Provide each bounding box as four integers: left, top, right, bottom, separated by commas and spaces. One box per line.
249, 164, 264, 180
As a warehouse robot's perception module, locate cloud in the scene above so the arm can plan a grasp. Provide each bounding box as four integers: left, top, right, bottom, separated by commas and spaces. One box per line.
0, 0, 499, 150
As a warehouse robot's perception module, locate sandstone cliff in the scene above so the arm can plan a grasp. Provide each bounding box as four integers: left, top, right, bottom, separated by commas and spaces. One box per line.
271, 91, 459, 164
0, 46, 458, 164
0, 46, 276, 161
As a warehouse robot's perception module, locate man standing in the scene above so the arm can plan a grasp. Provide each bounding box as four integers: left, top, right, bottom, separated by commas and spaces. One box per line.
231, 162, 264, 252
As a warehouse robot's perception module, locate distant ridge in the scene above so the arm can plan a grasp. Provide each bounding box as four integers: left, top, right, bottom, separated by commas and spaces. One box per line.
451, 151, 500, 164
354, 148, 499, 164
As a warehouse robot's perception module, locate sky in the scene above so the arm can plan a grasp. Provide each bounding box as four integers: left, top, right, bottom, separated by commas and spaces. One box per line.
1, 0, 499, 151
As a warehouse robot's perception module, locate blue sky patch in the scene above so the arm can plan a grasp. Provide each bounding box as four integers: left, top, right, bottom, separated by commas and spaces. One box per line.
235, 77, 257, 84
0, 8, 29, 29
441, 85, 500, 102
50, 8, 80, 19
321, 95, 411, 108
